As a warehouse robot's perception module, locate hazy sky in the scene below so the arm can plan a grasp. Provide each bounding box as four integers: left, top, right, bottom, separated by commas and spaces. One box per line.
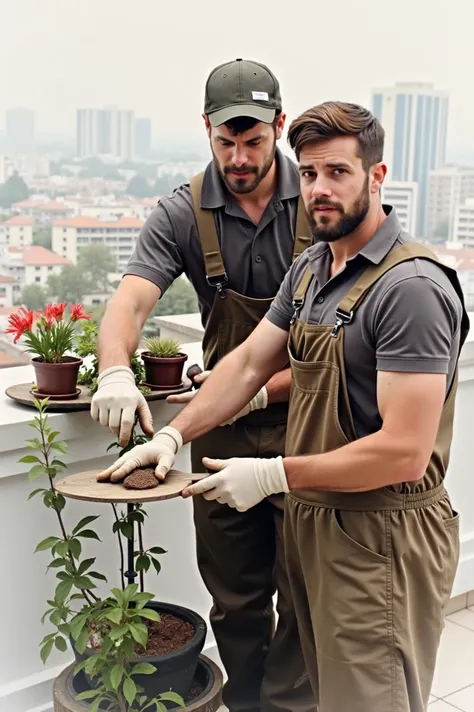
1, 0, 473, 158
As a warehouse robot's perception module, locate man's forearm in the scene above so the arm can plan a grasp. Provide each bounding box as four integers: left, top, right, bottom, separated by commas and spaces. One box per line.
169, 345, 277, 443
284, 429, 426, 493
98, 299, 141, 372
265, 367, 292, 404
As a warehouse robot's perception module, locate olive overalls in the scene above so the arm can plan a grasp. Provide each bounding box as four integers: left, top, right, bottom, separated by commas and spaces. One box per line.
284, 243, 469, 711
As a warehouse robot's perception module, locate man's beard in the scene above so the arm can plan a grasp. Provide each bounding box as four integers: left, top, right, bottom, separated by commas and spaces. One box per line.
308, 177, 370, 243
213, 143, 276, 194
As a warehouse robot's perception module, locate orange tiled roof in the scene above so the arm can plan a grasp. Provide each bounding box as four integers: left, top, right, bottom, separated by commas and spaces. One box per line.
3, 216, 35, 226
22, 246, 71, 266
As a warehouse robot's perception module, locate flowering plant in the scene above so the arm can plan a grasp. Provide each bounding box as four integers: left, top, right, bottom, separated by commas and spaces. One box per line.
6, 302, 91, 363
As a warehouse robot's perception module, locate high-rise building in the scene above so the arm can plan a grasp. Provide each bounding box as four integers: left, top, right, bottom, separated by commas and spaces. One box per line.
382, 181, 418, 236
5, 108, 35, 154
76, 108, 135, 160
372, 83, 448, 235
453, 199, 474, 247
135, 118, 152, 159
426, 167, 474, 238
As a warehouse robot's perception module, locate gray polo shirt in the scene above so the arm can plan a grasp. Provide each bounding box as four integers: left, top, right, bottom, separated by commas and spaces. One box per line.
124, 148, 303, 328
266, 206, 463, 438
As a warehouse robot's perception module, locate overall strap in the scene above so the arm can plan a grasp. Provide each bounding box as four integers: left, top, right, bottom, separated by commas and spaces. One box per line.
293, 196, 312, 262
190, 173, 227, 295
290, 267, 313, 325
332, 243, 438, 337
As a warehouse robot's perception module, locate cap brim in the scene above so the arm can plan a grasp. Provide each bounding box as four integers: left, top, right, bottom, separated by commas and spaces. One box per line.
208, 104, 276, 127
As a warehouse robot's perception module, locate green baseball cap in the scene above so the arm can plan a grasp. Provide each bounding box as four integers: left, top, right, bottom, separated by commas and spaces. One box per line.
204, 58, 282, 127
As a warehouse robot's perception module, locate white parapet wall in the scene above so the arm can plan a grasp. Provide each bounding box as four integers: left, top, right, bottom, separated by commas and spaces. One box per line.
1, 335, 474, 712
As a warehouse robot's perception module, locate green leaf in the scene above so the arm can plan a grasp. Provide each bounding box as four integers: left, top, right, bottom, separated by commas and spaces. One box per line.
43, 490, 54, 508
131, 662, 156, 676
110, 664, 124, 691
53, 540, 69, 558
123, 583, 138, 605
72, 515, 100, 536
49, 608, 64, 626
123, 677, 137, 707
68, 538, 82, 559
19, 454, 41, 464
41, 608, 53, 624
153, 703, 167, 712
28, 464, 47, 481
111, 588, 124, 606
55, 636, 67, 652
50, 458, 67, 469
56, 571, 71, 581
77, 529, 101, 541
149, 547, 167, 555
129, 623, 148, 647
138, 608, 161, 622
55, 579, 73, 606
26, 437, 43, 449
47, 557, 68, 569
77, 557, 95, 575
121, 522, 133, 539
90, 696, 105, 712
75, 627, 90, 654
131, 592, 154, 606
105, 608, 123, 625
54, 494, 66, 512
151, 558, 162, 575
28, 488, 45, 500
35, 536, 59, 552
76, 689, 102, 701
70, 614, 88, 641
48, 430, 60, 442
75, 576, 95, 590
109, 624, 128, 641
158, 691, 186, 707
89, 571, 107, 582
51, 441, 68, 454
136, 555, 150, 573
40, 638, 54, 664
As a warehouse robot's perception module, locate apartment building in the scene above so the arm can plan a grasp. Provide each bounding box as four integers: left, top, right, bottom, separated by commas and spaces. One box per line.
52, 216, 143, 272
0, 216, 34, 247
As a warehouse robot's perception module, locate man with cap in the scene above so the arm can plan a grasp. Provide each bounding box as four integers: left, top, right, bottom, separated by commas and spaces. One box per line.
91, 59, 314, 712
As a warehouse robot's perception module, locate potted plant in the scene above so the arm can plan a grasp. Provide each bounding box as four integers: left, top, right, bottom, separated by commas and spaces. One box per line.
23, 399, 213, 711
6, 302, 91, 399
141, 338, 188, 390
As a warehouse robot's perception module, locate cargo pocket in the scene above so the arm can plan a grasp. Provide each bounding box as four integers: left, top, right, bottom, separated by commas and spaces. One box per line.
441, 509, 460, 610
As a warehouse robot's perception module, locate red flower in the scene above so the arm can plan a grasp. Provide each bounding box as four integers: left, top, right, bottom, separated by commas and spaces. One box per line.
70, 304, 91, 322
45, 302, 67, 322
6, 307, 35, 343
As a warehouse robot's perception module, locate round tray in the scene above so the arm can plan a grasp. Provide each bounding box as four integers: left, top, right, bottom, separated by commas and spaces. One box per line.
5, 379, 193, 412
55, 469, 194, 504
53, 654, 223, 711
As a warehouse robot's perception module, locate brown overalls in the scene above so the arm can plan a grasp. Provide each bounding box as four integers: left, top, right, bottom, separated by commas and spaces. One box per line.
284, 242, 470, 712
189, 174, 316, 712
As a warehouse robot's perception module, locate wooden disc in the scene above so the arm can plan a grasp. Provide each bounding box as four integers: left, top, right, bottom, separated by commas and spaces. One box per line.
55, 469, 193, 504
5, 380, 193, 412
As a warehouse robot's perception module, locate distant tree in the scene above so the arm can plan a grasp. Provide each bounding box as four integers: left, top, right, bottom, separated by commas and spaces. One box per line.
48, 264, 89, 304
152, 277, 198, 316
0, 171, 29, 208
126, 174, 154, 198
103, 168, 121, 180
33, 227, 52, 250
20, 283, 49, 311
78, 244, 116, 292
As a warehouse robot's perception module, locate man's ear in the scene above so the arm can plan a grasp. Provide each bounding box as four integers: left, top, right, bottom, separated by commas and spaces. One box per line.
202, 113, 212, 139
275, 112, 286, 141
370, 162, 387, 194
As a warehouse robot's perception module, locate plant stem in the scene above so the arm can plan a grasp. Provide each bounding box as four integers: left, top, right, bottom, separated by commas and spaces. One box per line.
40, 413, 99, 603
112, 504, 125, 590
138, 520, 145, 593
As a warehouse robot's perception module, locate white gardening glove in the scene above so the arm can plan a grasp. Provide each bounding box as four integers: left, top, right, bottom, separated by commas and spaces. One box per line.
166, 370, 211, 405
182, 455, 289, 512
219, 386, 268, 426
91, 366, 154, 446
96, 426, 183, 483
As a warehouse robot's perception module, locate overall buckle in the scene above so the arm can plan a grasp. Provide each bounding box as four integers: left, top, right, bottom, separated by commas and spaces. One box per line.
331, 308, 353, 337
290, 298, 304, 326
206, 273, 228, 299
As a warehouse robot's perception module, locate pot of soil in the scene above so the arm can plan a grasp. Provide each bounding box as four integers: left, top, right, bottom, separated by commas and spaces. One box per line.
141, 338, 188, 389
72, 601, 207, 700
32, 356, 83, 397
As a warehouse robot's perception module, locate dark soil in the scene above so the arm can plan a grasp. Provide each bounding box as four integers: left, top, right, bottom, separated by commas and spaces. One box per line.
137, 613, 195, 656
34, 355, 81, 363
123, 467, 159, 490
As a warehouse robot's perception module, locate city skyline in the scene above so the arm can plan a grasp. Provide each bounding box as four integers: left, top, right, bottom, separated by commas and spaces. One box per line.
1, 0, 473, 160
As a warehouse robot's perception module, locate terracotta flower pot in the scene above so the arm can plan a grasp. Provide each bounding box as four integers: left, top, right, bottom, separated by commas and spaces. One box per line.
141, 352, 188, 389
32, 356, 82, 397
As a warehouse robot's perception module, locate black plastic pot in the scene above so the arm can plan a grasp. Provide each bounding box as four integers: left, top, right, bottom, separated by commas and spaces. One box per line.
72, 601, 207, 700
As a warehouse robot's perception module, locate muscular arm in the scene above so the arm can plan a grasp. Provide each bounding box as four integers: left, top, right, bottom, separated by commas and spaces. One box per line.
284, 370, 447, 492
170, 317, 289, 442
98, 275, 161, 372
